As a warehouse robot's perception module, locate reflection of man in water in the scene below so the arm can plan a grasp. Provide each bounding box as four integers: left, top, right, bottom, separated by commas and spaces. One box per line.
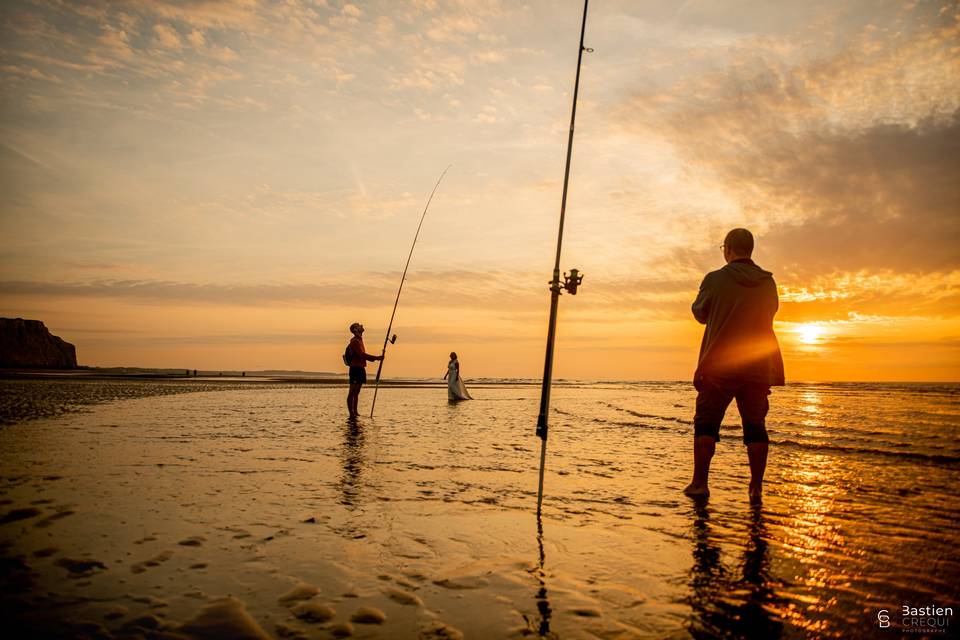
345, 322, 383, 418
339, 420, 365, 507
687, 503, 782, 636
685, 229, 784, 502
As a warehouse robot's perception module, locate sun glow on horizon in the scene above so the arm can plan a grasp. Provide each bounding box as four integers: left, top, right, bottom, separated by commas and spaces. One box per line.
0, 1, 957, 382
796, 323, 827, 345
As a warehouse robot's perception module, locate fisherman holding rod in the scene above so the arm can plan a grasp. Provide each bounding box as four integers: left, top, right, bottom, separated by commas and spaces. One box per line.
344, 322, 384, 418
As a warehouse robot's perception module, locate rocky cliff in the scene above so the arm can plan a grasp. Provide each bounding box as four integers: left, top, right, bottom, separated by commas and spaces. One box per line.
0, 318, 77, 368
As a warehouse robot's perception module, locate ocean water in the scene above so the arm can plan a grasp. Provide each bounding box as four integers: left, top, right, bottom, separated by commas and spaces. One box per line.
0, 378, 957, 638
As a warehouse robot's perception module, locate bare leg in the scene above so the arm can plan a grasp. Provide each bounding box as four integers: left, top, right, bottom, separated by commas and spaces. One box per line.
747, 442, 768, 503
683, 435, 716, 497
348, 384, 361, 417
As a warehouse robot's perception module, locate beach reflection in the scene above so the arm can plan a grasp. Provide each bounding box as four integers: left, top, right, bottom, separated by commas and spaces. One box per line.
688, 502, 783, 638
799, 387, 822, 429
529, 515, 555, 638
774, 452, 850, 636
339, 418, 365, 507
779, 452, 845, 562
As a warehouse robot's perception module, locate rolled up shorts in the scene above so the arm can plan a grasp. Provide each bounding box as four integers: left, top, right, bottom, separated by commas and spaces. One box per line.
694, 378, 770, 445
349, 366, 367, 385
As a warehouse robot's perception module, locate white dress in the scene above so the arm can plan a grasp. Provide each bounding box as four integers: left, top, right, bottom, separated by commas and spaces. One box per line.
447, 360, 472, 401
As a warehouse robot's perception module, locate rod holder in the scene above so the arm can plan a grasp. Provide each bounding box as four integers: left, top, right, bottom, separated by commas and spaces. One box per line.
536, 0, 591, 516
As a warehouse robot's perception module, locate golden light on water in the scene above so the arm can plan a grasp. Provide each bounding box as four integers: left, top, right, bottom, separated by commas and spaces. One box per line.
800, 387, 822, 429
774, 452, 854, 637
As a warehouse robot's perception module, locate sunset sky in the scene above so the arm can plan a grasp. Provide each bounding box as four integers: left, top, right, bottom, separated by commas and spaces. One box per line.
1, 0, 957, 381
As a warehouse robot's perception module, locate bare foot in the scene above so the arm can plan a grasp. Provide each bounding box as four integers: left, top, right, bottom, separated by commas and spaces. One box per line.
683, 483, 710, 497
748, 484, 762, 504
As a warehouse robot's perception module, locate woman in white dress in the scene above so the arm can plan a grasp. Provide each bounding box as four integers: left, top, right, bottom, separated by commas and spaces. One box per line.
444, 352, 472, 401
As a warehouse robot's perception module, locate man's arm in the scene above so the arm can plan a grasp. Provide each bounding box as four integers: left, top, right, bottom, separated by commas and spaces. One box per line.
691, 275, 712, 324
353, 338, 383, 362
358, 341, 383, 362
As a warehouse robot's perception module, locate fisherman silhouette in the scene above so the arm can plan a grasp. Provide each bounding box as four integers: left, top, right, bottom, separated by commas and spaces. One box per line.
684, 228, 784, 503
344, 322, 384, 418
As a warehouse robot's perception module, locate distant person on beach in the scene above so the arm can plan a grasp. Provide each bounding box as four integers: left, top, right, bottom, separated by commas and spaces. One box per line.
685, 228, 784, 503
345, 322, 384, 418
444, 352, 472, 401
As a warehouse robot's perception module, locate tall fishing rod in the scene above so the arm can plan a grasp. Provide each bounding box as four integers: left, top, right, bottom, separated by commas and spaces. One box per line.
369, 165, 452, 418
536, 0, 590, 516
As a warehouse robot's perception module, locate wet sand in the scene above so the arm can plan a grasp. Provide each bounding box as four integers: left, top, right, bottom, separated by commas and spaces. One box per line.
1, 381, 958, 638
0, 386, 600, 639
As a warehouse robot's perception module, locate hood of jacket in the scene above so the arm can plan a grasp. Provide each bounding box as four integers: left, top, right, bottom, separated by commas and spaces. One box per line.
722, 259, 773, 287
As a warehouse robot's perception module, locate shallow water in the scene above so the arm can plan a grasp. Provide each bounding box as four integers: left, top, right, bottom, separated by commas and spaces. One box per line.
0, 380, 958, 638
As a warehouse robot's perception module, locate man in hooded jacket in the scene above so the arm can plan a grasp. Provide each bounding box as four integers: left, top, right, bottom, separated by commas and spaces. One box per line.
684, 228, 784, 502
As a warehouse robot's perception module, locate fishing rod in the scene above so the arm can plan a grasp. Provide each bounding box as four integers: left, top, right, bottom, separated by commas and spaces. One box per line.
369, 165, 452, 418
536, 0, 591, 516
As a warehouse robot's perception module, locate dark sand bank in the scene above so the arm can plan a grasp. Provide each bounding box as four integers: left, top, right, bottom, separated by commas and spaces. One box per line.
0, 374, 462, 427
0, 377, 249, 426
0, 373, 556, 427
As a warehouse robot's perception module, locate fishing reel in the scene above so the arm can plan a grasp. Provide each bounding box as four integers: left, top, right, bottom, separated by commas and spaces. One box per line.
563, 268, 584, 295
548, 268, 584, 295
390, 334, 397, 344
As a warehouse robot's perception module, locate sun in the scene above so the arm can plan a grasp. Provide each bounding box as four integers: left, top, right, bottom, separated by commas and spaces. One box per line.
796, 323, 826, 345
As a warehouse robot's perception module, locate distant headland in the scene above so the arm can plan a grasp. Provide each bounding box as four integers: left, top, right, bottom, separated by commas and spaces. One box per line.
0, 318, 77, 369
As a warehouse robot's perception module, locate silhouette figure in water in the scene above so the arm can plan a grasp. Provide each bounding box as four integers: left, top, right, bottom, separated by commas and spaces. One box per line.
443, 352, 472, 401
685, 229, 784, 502
344, 322, 384, 418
